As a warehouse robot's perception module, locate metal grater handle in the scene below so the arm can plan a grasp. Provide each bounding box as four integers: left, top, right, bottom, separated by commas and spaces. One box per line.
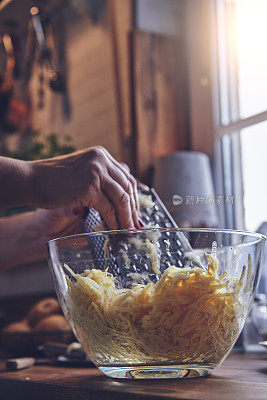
150, 188, 193, 253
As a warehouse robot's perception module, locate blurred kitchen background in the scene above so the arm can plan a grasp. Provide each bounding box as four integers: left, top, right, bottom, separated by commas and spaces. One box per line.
0, 0, 266, 347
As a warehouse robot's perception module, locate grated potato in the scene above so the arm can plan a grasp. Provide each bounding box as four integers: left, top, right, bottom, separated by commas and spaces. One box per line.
64, 254, 251, 367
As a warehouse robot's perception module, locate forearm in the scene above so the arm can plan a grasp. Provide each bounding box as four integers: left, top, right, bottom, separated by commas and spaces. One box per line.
0, 154, 73, 210
0, 147, 141, 229
0, 157, 33, 210
30, 156, 79, 209
0, 212, 46, 271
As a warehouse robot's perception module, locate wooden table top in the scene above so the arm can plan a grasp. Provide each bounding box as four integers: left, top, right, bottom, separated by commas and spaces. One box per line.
0, 352, 266, 400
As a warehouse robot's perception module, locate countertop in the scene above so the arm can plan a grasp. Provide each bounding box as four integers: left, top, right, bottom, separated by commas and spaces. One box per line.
0, 352, 266, 400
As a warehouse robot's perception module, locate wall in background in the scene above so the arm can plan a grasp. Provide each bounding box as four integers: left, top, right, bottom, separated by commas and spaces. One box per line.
136, 0, 216, 159
132, 30, 188, 183
30, 4, 122, 159
134, 0, 189, 182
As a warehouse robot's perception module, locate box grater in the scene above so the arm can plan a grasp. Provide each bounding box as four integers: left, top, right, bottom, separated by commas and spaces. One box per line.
84, 188, 195, 285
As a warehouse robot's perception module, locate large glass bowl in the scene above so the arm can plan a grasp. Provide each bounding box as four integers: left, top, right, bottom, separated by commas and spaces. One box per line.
47, 228, 265, 379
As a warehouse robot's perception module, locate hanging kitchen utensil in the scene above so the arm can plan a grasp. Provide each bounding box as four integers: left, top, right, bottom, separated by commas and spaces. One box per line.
45, 13, 71, 118
23, 17, 37, 88
30, 6, 67, 110
30, 6, 47, 109
0, 34, 29, 133
37, 61, 45, 109
31, 7, 46, 58
0, 34, 14, 130
45, 22, 66, 93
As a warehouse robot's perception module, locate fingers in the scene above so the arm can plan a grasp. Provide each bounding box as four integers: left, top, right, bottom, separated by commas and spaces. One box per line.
91, 147, 144, 228
136, 179, 150, 191
84, 160, 134, 229
101, 176, 135, 229
119, 161, 149, 191
121, 165, 140, 213
108, 166, 140, 228
93, 190, 119, 230
120, 162, 130, 172
103, 151, 140, 213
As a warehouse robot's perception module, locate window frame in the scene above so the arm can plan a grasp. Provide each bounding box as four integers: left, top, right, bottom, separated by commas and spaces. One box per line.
210, 0, 267, 230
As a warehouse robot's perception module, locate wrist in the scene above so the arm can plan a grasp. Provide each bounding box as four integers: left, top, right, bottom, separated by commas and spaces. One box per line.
9, 158, 33, 207
29, 155, 79, 210
22, 160, 34, 207
29, 159, 52, 209
0, 157, 33, 209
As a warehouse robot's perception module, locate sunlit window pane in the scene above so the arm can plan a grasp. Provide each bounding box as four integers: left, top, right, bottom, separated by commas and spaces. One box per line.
236, 0, 267, 118
241, 121, 267, 231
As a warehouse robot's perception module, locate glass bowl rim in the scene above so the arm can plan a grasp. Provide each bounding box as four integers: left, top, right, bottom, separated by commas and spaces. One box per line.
47, 227, 266, 247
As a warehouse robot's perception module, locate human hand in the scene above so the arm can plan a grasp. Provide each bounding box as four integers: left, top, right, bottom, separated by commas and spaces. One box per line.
0, 207, 85, 271
32, 207, 85, 242
30, 146, 142, 230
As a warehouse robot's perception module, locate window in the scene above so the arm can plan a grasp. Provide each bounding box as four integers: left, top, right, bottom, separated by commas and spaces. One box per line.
241, 121, 267, 231
214, 0, 267, 232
